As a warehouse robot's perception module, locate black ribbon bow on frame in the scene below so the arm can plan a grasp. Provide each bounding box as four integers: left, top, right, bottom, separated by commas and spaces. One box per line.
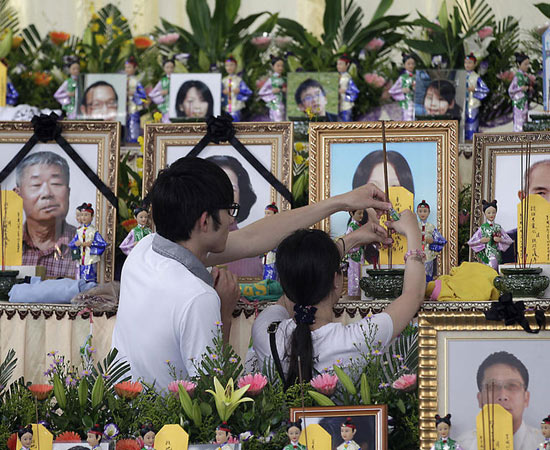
484, 292, 546, 334
0, 113, 117, 209
187, 113, 293, 205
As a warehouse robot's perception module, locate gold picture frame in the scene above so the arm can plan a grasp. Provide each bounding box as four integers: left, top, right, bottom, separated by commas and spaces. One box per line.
0, 121, 120, 283
418, 302, 550, 450
308, 120, 459, 274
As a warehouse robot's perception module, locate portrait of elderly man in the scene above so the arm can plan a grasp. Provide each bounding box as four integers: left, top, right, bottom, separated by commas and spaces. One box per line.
79, 80, 119, 121
13, 151, 76, 278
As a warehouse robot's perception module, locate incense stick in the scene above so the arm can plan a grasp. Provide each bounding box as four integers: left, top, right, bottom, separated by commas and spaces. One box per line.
525, 142, 531, 267
381, 120, 392, 268
0, 186, 4, 272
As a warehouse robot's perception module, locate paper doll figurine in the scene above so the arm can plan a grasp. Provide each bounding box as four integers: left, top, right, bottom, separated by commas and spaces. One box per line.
54, 55, 80, 119
125, 56, 147, 143
69, 203, 107, 283
337, 417, 360, 450
537, 415, 550, 450
389, 53, 416, 121
262, 203, 279, 280
17, 425, 33, 450
70, 203, 87, 278
337, 54, 359, 122
464, 53, 489, 140
119, 205, 152, 256
508, 52, 531, 132
215, 422, 232, 450
259, 56, 287, 121
222, 55, 253, 122
467, 199, 513, 272
430, 414, 463, 450
149, 57, 175, 123
87, 424, 103, 450
346, 210, 365, 297
417, 200, 447, 282
139, 423, 156, 450
283, 419, 306, 450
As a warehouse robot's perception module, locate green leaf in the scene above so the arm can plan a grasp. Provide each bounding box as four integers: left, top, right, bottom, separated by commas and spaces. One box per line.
82, 415, 93, 429
322, 0, 342, 45
52, 373, 67, 410
78, 377, 88, 409
91, 374, 104, 409
360, 373, 371, 404
308, 390, 336, 406
397, 398, 406, 414
199, 401, 212, 416
405, 38, 447, 55
0, 349, 17, 392
438, 0, 449, 31
535, 3, 550, 19
333, 364, 356, 395
198, 49, 210, 72
371, 0, 394, 22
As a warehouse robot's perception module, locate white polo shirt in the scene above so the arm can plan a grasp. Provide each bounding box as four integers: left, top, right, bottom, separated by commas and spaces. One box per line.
112, 233, 221, 389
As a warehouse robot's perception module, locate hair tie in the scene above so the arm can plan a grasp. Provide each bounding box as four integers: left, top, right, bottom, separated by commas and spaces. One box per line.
294, 304, 317, 325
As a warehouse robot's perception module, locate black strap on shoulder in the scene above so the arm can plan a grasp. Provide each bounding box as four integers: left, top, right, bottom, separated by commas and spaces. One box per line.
267, 320, 285, 382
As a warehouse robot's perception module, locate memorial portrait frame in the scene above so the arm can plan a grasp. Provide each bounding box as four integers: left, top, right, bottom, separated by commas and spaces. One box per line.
418, 303, 550, 450
308, 120, 459, 274
289, 405, 387, 450
0, 121, 120, 283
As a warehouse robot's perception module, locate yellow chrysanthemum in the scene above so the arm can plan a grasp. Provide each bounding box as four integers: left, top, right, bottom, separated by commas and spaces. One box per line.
129, 179, 139, 196
136, 156, 143, 169
153, 112, 163, 123
91, 23, 100, 33
95, 34, 106, 45
295, 142, 305, 152
121, 16, 127, 21
293, 154, 304, 165
91, 13, 99, 20
106, 17, 113, 25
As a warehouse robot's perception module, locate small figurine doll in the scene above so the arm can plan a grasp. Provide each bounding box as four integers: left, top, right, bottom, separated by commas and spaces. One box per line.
215, 422, 232, 450
537, 415, 550, 450
337, 417, 360, 450
17, 425, 33, 450
464, 53, 489, 140
69, 203, 107, 283
346, 210, 364, 297
508, 52, 531, 132
389, 53, 416, 121
119, 205, 152, 256
149, 57, 175, 123
283, 419, 306, 450
71, 203, 86, 278
222, 55, 252, 122
125, 56, 147, 143
54, 56, 80, 119
467, 200, 513, 272
139, 423, 156, 450
87, 424, 103, 450
417, 200, 447, 282
430, 414, 463, 450
336, 54, 359, 122
259, 56, 287, 122
262, 203, 279, 280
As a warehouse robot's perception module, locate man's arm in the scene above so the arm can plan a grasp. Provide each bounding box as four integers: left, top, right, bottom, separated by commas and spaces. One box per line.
206, 183, 391, 266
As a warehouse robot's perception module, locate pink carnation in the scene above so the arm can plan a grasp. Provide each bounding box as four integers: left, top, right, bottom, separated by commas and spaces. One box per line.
237, 373, 268, 396
497, 70, 515, 83
251, 36, 272, 49
158, 33, 179, 45
310, 373, 338, 396
477, 26, 493, 40
364, 72, 386, 88
167, 380, 196, 396
365, 38, 384, 52
392, 374, 417, 392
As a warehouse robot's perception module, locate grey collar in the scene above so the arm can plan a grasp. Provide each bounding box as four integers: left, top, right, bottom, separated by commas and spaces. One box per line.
152, 234, 213, 287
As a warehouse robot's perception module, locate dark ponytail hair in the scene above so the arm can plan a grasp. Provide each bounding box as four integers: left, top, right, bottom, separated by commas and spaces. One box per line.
482, 199, 497, 212
276, 229, 341, 389
435, 414, 452, 427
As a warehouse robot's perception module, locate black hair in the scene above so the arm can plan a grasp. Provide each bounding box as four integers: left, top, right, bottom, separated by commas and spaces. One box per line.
482, 199, 497, 213
342, 417, 356, 429
139, 423, 155, 438
162, 57, 175, 68
175, 80, 214, 118
63, 55, 80, 71
417, 200, 430, 210
17, 426, 33, 439
424, 79, 461, 117
276, 229, 341, 389
150, 157, 233, 242
81, 81, 118, 108
205, 155, 256, 223
351, 150, 415, 195
294, 78, 326, 106
271, 56, 284, 66
476, 351, 529, 391
286, 419, 302, 431
435, 414, 451, 427
133, 205, 148, 218
515, 52, 529, 66
402, 52, 415, 64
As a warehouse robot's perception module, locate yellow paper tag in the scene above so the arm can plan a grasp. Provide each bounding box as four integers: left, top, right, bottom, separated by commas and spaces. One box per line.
379, 186, 414, 265
476, 403, 513, 450
517, 194, 550, 263
298, 423, 331, 449
0, 61, 6, 107
155, 424, 189, 450
16, 424, 53, 450
1, 191, 23, 266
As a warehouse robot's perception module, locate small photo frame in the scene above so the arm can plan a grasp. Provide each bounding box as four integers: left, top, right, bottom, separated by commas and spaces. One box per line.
0, 121, 120, 283
290, 405, 388, 450
287, 72, 340, 120
414, 70, 466, 121
77, 73, 127, 123
53, 443, 109, 450
169, 73, 222, 120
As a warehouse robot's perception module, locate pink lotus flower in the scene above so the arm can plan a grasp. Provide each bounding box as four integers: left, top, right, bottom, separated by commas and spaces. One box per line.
364, 72, 386, 88
366, 38, 384, 52
310, 373, 338, 395
392, 374, 417, 392
477, 26, 493, 40
497, 70, 515, 83
251, 36, 271, 49
158, 33, 179, 45
237, 373, 268, 396
167, 380, 196, 396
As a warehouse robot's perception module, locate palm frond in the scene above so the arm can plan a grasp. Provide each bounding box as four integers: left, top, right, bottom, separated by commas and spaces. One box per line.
456, 0, 495, 36
380, 329, 418, 384
0, 0, 19, 34
0, 349, 17, 394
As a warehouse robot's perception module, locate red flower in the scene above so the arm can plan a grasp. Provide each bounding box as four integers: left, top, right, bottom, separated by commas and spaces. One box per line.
50, 31, 70, 45
7, 433, 17, 450
134, 36, 153, 50
121, 218, 137, 232
55, 432, 81, 442
116, 439, 141, 450
28, 384, 53, 400
114, 381, 143, 399
11, 36, 23, 49
33, 72, 52, 86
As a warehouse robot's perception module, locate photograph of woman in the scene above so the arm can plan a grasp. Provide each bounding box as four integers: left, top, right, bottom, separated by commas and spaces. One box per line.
169, 74, 221, 119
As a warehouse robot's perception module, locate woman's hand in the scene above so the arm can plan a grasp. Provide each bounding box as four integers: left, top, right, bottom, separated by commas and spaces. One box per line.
386, 209, 420, 239
338, 183, 391, 217
348, 208, 392, 247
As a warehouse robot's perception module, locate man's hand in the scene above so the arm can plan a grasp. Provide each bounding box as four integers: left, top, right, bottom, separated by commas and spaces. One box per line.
339, 183, 391, 217
212, 267, 240, 342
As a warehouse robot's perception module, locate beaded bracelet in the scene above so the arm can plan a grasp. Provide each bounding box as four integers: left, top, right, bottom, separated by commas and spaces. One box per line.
404, 249, 426, 263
